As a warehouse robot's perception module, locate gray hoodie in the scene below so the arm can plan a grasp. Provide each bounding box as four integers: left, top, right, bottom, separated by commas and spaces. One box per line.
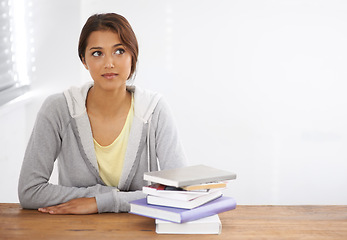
18, 83, 187, 213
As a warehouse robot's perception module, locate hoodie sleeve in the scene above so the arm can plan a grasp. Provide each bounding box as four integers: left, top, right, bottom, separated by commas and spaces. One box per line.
18, 94, 115, 211
152, 98, 188, 170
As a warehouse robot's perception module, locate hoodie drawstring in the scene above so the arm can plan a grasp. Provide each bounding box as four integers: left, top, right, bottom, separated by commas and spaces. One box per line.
147, 116, 161, 175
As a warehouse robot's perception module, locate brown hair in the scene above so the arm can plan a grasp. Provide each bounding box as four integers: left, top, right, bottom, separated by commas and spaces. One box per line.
78, 13, 139, 79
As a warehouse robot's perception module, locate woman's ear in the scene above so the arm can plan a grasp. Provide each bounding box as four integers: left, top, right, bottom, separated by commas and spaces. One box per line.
82, 57, 89, 70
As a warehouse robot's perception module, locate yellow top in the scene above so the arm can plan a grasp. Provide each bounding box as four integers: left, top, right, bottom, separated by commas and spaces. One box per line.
93, 96, 134, 187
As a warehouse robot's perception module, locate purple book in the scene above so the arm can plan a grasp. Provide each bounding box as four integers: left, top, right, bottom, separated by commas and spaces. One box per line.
129, 196, 236, 223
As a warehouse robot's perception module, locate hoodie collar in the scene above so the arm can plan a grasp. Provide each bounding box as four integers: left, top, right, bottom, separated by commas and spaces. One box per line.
64, 82, 162, 123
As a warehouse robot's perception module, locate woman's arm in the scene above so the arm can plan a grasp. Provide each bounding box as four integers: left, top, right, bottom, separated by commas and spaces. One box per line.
18, 95, 115, 212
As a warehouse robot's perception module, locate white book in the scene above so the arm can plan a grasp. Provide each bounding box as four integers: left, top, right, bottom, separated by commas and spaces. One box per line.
147, 191, 223, 209
142, 185, 222, 201
155, 214, 222, 234
144, 165, 236, 188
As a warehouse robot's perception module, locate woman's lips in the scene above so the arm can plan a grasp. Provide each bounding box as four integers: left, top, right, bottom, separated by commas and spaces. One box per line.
102, 73, 118, 79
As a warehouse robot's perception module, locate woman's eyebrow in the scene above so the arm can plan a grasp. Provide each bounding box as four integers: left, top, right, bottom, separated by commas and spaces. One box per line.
89, 43, 123, 51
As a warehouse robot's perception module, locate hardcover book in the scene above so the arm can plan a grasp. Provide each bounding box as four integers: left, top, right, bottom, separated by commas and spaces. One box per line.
143, 164, 236, 188
142, 184, 220, 201
147, 190, 223, 209
155, 214, 222, 234
129, 196, 236, 223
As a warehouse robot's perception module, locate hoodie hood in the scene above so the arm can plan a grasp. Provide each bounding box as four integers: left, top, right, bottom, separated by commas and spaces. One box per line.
63, 82, 162, 123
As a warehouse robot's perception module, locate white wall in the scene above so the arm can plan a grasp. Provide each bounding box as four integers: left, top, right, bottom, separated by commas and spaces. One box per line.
1, 0, 346, 204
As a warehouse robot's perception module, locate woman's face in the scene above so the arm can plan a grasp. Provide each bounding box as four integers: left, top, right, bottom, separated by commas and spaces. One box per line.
82, 30, 132, 91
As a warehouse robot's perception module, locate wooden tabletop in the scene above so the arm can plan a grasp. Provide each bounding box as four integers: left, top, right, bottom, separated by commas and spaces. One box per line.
1, 203, 346, 239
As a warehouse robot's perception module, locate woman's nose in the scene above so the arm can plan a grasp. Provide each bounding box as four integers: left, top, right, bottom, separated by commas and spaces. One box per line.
105, 56, 115, 68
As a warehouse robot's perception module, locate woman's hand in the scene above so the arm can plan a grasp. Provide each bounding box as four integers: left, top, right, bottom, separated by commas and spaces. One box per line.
38, 197, 98, 215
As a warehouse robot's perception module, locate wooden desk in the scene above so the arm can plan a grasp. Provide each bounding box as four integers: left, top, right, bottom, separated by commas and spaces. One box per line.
1, 203, 346, 239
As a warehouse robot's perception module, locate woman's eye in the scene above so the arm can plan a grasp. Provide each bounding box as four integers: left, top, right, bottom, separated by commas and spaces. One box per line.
92, 51, 102, 57
115, 49, 125, 55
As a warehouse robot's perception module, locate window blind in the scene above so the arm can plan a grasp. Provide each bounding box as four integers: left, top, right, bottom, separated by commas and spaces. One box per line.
0, 1, 16, 91
0, 0, 30, 106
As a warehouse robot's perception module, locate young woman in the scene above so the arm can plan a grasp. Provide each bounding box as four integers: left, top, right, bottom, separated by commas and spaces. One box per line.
18, 13, 187, 214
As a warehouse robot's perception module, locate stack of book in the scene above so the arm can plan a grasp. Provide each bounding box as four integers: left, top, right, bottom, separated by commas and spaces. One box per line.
129, 165, 237, 234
